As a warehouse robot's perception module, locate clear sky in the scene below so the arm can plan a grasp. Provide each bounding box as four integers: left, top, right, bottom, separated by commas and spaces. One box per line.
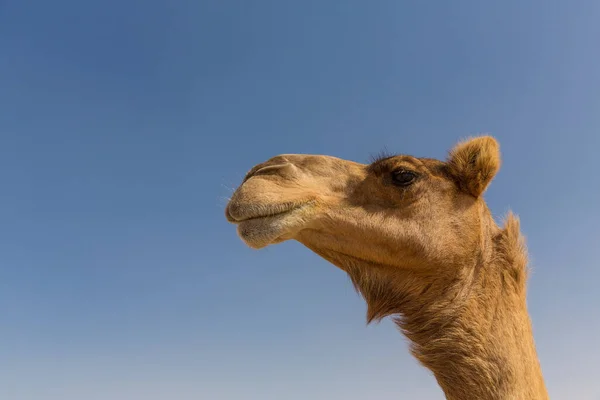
1, 1, 599, 399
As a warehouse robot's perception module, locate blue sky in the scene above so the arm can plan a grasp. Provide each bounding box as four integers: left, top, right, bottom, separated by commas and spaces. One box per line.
1, 1, 599, 399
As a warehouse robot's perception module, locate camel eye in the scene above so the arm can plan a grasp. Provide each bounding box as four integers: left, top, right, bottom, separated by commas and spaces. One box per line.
392, 170, 417, 187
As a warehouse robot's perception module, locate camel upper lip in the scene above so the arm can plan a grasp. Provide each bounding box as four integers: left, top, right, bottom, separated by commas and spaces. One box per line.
225, 202, 307, 223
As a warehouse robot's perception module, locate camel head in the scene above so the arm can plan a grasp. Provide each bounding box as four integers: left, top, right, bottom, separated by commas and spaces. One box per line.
225, 136, 502, 321
224, 136, 550, 400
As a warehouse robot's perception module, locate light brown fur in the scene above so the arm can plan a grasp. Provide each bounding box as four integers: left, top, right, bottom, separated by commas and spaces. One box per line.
225, 136, 548, 399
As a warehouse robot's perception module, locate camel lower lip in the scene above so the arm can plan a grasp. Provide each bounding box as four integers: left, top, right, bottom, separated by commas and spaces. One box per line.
232, 204, 312, 249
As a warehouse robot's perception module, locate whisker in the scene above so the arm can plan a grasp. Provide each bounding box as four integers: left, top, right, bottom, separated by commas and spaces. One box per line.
221, 183, 236, 193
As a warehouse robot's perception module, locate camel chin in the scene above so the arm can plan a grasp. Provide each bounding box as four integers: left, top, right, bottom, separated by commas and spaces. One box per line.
233, 203, 314, 249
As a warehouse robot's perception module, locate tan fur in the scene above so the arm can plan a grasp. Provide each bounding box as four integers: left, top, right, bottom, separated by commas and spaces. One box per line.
447, 136, 501, 197
225, 136, 548, 399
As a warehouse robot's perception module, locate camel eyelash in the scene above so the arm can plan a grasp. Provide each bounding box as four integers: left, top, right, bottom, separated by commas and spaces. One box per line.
369, 149, 396, 164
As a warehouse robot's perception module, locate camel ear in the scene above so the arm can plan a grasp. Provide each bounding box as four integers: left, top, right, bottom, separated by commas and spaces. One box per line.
447, 136, 501, 197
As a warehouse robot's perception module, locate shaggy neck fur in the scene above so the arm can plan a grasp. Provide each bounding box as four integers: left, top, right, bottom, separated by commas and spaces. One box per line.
310, 214, 548, 400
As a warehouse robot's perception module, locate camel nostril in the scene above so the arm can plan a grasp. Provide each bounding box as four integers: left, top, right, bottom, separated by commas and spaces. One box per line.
252, 163, 290, 177
243, 159, 293, 183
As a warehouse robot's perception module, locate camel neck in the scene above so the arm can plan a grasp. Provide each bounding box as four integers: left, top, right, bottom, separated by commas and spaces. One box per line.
399, 268, 548, 400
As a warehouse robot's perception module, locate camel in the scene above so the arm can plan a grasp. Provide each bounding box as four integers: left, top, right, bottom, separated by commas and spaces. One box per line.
224, 136, 548, 399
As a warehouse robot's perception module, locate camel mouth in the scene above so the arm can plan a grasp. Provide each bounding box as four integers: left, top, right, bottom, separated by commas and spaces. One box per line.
225, 201, 315, 249
225, 202, 308, 223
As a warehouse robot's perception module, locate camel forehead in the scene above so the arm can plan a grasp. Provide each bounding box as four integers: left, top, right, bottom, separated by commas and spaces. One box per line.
275, 154, 444, 168
268, 154, 366, 172
251, 154, 449, 183
276, 153, 362, 164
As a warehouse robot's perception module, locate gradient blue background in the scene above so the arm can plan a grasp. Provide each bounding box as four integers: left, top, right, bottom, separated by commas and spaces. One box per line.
1, 1, 599, 399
